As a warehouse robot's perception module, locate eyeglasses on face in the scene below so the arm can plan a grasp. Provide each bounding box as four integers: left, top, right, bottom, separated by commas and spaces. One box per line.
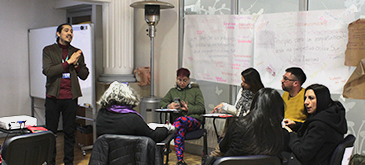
177, 78, 189, 83
282, 75, 297, 82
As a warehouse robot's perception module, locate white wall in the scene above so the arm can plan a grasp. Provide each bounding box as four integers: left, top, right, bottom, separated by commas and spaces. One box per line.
0, 0, 66, 117
0, 0, 175, 117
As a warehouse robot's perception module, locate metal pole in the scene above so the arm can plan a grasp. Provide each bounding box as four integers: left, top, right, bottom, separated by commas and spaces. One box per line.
149, 24, 156, 97
299, 0, 308, 11
150, 35, 154, 96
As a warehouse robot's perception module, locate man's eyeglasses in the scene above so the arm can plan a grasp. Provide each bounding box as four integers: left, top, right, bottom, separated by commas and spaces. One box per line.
282, 76, 297, 82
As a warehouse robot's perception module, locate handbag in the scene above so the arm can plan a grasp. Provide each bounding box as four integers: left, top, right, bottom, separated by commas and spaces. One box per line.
133, 67, 150, 86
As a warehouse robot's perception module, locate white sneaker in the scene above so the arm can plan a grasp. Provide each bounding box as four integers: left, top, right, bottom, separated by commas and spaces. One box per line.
165, 123, 176, 133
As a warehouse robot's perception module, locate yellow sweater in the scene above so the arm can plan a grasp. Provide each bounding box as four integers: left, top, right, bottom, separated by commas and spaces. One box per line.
282, 88, 307, 122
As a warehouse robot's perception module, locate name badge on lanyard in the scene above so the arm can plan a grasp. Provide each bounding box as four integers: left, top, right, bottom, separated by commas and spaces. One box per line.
62, 55, 69, 63
62, 73, 71, 79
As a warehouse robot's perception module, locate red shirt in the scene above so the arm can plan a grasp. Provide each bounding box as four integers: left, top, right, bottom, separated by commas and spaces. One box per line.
46, 42, 72, 99
58, 43, 72, 99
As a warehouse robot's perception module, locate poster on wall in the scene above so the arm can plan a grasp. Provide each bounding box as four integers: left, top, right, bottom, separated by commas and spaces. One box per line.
254, 9, 355, 93
183, 15, 254, 85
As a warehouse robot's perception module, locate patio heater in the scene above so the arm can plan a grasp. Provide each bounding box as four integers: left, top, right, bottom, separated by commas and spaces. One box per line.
130, 0, 174, 123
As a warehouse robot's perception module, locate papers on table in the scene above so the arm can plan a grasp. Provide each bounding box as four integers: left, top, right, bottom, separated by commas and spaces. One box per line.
155, 109, 180, 113
203, 114, 233, 118
147, 123, 167, 130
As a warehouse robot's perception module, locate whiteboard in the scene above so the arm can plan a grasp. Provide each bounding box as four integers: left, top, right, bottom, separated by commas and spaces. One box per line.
29, 24, 94, 106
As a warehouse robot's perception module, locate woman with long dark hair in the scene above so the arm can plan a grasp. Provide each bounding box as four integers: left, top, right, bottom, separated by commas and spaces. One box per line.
209, 68, 265, 157
212, 67, 264, 117
284, 84, 347, 165
218, 88, 285, 157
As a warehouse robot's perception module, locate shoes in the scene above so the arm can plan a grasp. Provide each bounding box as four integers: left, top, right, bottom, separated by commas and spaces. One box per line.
164, 123, 176, 133
176, 160, 188, 165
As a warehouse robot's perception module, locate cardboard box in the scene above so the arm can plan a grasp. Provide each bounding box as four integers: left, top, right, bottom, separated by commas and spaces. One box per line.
76, 125, 93, 147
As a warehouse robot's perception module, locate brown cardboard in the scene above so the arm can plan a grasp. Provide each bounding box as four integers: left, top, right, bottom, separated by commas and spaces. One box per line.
343, 58, 365, 99
345, 19, 365, 66
76, 129, 93, 147
76, 106, 86, 126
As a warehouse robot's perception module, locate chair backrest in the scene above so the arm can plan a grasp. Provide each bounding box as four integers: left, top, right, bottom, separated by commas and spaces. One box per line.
213, 155, 282, 165
1, 131, 55, 165
89, 134, 162, 165
329, 134, 356, 165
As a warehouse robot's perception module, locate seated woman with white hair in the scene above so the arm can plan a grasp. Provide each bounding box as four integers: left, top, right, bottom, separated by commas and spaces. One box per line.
95, 81, 174, 142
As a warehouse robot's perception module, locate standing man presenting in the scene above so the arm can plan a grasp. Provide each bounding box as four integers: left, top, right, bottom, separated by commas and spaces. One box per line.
281, 67, 307, 129
42, 23, 89, 165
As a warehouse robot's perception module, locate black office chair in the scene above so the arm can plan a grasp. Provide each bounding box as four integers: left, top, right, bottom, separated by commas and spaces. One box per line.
160, 117, 207, 164
185, 116, 207, 157
1, 131, 55, 165
157, 132, 175, 165
213, 155, 283, 165
89, 134, 171, 165
328, 134, 356, 165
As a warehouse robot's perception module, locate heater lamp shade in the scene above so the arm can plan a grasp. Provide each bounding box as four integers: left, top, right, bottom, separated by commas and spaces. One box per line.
130, 1, 174, 9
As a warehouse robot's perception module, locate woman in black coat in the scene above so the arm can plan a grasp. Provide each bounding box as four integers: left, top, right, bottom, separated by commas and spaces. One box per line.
202, 88, 288, 165
219, 88, 285, 157
284, 84, 348, 165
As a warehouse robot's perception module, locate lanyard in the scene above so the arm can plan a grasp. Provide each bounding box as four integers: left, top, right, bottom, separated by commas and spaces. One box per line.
62, 55, 69, 63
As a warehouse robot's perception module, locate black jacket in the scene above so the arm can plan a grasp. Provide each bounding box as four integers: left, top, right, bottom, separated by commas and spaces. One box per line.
42, 43, 89, 99
96, 108, 168, 142
288, 101, 347, 165
89, 134, 162, 165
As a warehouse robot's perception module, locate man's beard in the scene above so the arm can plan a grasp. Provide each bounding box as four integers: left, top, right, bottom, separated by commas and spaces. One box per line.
65, 35, 72, 44
282, 83, 291, 92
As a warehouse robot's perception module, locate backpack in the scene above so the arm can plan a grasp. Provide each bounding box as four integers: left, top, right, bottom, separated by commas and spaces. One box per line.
133, 67, 150, 86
